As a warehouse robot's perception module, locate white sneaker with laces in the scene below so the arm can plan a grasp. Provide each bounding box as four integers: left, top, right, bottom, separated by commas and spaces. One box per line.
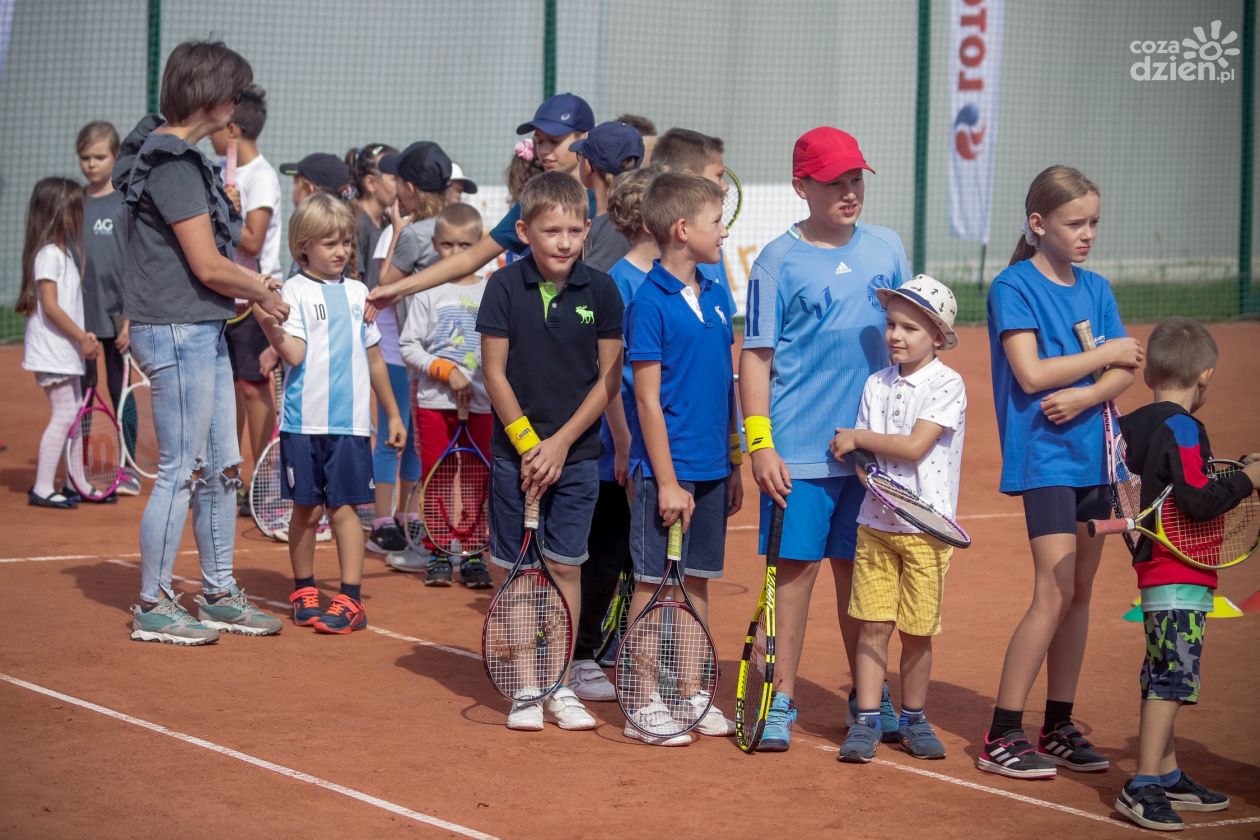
569, 659, 616, 702
623, 698, 692, 746
544, 686, 597, 730
507, 688, 544, 731
386, 545, 429, 573
695, 703, 736, 737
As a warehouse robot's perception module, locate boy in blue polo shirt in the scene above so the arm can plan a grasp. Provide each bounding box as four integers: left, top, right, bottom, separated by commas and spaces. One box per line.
476, 171, 625, 733
623, 172, 743, 745
740, 126, 910, 751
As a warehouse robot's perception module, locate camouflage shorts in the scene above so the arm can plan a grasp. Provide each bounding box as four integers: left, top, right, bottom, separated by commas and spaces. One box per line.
1140, 609, 1205, 704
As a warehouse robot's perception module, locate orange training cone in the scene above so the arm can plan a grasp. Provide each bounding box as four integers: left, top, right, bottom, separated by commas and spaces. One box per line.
1241, 590, 1260, 614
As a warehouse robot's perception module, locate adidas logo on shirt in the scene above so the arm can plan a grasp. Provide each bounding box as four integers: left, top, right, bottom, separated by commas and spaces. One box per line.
834, 261, 852, 275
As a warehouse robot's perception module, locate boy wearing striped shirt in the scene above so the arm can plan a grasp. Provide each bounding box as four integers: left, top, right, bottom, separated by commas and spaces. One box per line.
255, 194, 406, 634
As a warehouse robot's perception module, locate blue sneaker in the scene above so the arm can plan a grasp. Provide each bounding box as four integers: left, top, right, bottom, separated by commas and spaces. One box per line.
839, 717, 880, 763
846, 684, 900, 742
757, 693, 797, 752
899, 717, 947, 759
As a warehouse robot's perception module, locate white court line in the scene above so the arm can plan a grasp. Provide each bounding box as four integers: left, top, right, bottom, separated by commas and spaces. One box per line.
0, 673, 498, 840
0, 548, 261, 565
1192, 817, 1260, 828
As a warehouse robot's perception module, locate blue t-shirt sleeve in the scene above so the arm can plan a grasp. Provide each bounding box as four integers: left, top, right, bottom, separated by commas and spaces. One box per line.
625, 297, 665, 363
1098, 275, 1126, 340
489, 203, 526, 254
742, 258, 779, 348
989, 278, 1039, 336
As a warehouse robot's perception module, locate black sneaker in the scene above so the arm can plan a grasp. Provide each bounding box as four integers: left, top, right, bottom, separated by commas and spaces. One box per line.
977, 730, 1057, 779
459, 556, 493, 589
1164, 772, 1230, 812
1038, 722, 1110, 772
237, 487, 250, 518
1116, 782, 1184, 831
366, 522, 407, 555
425, 557, 453, 587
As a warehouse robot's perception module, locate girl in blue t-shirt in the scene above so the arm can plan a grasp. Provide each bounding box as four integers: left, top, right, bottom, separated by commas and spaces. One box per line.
979, 166, 1145, 781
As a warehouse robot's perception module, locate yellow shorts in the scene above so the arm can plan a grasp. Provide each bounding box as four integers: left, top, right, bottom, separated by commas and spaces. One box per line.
848, 525, 952, 636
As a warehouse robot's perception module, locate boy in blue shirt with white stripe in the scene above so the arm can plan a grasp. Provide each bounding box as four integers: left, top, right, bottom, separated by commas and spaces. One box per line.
623, 172, 743, 745
739, 127, 911, 751
255, 194, 406, 634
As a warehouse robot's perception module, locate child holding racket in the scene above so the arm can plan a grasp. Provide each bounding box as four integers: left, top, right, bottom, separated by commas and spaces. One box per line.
980, 166, 1144, 779
476, 171, 624, 732
256, 193, 406, 634
829, 275, 965, 763
1111, 318, 1258, 830
398, 201, 494, 587
739, 126, 910, 752
19, 177, 100, 509
622, 172, 742, 745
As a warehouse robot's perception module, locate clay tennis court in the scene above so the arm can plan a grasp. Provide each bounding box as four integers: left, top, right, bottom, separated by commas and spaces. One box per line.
2, 322, 1258, 839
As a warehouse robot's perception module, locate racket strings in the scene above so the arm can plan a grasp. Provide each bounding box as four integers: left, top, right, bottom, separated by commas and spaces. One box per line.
617, 604, 717, 736
423, 450, 490, 554
484, 569, 570, 699
722, 172, 741, 227
251, 444, 291, 535
869, 476, 968, 543
738, 611, 771, 725
120, 388, 158, 474
1160, 467, 1260, 567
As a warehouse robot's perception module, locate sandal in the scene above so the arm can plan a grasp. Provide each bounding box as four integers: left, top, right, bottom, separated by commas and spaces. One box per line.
28, 488, 77, 509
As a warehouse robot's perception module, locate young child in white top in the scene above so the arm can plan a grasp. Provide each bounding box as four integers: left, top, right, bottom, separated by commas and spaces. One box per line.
828, 273, 966, 763
19, 177, 100, 508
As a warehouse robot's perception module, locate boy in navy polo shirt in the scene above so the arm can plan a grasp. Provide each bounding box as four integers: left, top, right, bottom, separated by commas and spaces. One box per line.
623, 172, 743, 745
476, 171, 625, 733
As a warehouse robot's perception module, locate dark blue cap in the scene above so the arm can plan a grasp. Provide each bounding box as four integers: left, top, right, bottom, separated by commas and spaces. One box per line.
279, 153, 351, 193
378, 141, 452, 192
515, 92, 595, 137
570, 121, 645, 175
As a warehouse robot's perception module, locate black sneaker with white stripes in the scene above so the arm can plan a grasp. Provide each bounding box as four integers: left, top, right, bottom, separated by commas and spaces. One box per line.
1038, 722, 1110, 772
977, 730, 1057, 779
1164, 772, 1230, 812
1116, 782, 1184, 831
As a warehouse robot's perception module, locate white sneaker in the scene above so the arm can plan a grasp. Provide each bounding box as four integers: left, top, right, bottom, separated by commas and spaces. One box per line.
623, 699, 691, 746
693, 698, 736, 737
315, 520, 332, 543
544, 686, 597, 730
569, 659, 616, 702
507, 688, 544, 731
385, 546, 429, 573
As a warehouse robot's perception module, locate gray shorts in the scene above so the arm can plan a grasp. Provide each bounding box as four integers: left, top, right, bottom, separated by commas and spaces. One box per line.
629, 469, 728, 584
488, 457, 598, 569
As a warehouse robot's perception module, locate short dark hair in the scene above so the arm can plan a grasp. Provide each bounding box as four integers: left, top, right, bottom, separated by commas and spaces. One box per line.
652, 128, 724, 174
641, 171, 724, 245
1147, 317, 1219, 389
230, 84, 267, 140
519, 170, 588, 226
435, 201, 483, 235
615, 114, 657, 137
159, 40, 252, 124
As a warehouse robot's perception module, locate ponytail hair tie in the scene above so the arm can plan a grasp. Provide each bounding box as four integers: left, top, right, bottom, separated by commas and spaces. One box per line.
1020, 219, 1038, 247
514, 138, 535, 162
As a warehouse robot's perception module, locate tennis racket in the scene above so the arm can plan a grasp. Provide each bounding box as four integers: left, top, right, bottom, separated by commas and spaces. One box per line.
736, 500, 783, 751
481, 498, 573, 702
414, 402, 490, 558
250, 370, 292, 539
1088, 459, 1260, 570
1073, 320, 1142, 550
595, 559, 635, 667
849, 449, 970, 548
118, 353, 158, 479
63, 383, 124, 501
616, 520, 720, 738
722, 167, 743, 229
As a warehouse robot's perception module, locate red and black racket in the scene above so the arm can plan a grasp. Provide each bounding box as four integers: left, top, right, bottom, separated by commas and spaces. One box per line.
408, 402, 490, 557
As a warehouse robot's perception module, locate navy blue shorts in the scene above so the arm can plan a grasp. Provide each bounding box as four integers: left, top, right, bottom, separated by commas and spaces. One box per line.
1022, 485, 1112, 538
630, 470, 728, 583
488, 457, 598, 568
279, 432, 375, 508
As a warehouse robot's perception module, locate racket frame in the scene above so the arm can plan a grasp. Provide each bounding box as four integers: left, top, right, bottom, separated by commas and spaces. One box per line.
417, 402, 491, 557
118, 353, 159, 479
849, 449, 971, 548
735, 500, 783, 752
722, 167, 743, 229
64, 384, 125, 500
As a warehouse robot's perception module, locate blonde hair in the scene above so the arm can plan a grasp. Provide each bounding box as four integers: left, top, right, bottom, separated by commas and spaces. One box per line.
519, 171, 588, 225
76, 121, 120, 156
607, 167, 656, 238
397, 179, 445, 222
1147, 317, 1219, 389
641, 171, 724, 245
1010, 165, 1099, 265
289, 193, 356, 273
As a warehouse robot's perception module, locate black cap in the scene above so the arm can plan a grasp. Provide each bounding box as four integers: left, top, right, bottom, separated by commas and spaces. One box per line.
378, 141, 452, 192
278, 153, 351, 193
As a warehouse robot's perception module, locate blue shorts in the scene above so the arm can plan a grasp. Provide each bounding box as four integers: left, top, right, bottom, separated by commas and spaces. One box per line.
279, 432, 375, 508
488, 457, 598, 569
757, 476, 865, 561
630, 470, 728, 583
1022, 485, 1111, 538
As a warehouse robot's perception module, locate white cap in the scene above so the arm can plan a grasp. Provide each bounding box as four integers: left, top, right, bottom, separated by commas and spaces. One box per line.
449, 162, 478, 194
875, 274, 959, 350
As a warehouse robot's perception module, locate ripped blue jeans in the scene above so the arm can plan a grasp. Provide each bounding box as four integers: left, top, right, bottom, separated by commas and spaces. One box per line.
130, 321, 242, 602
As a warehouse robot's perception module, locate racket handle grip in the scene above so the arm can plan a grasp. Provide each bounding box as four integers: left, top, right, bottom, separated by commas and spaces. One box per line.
524, 498, 540, 530
667, 520, 683, 561
849, 448, 876, 472
1073, 320, 1104, 383
1087, 517, 1132, 537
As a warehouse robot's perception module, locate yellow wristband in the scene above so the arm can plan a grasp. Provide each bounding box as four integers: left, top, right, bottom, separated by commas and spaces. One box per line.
729, 433, 744, 465
505, 415, 541, 455
744, 415, 774, 453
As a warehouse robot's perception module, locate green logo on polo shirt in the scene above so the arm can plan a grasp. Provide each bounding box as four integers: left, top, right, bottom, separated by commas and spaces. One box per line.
575, 305, 594, 324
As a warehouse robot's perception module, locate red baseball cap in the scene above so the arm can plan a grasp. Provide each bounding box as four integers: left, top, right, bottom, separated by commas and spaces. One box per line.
792, 127, 875, 181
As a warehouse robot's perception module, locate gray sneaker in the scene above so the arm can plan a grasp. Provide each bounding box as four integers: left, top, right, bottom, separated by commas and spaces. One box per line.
131, 595, 220, 645
195, 586, 283, 636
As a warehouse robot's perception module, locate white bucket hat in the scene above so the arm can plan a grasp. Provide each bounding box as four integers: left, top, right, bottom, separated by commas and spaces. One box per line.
875, 274, 959, 350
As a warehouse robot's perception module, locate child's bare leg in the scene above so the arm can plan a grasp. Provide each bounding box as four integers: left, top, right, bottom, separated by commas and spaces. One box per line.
1044, 524, 1105, 703
830, 556, 862, 678
1136, 698, 1179, 778
899, 632, 933, 711
855, 621, 895, 710
288, 503, 322, 580
329, 504, 364, 586
773, 558, 822, 698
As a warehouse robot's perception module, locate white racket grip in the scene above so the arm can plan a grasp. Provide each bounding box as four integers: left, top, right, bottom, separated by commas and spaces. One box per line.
225, 138, 238, 187
524, 498, 540, 531
1088, 517, 1134, 537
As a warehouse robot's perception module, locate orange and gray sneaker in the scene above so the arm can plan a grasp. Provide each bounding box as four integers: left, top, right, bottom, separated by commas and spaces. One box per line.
312, 594, 367, 634
289, 586, 323, 627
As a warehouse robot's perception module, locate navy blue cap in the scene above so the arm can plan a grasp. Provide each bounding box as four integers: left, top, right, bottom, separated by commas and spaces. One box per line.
570, 121, 645, 175
378, 141, 452, 192
515, 92, 595, 136
279, 153, 351, 192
